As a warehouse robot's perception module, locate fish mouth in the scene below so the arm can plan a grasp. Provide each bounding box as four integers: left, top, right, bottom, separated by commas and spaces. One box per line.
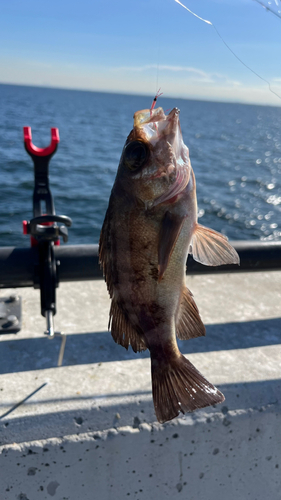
149, 108, 189, 206
132, 106, 190, 206
133, 106, 179, 127
133, 107, 180, 144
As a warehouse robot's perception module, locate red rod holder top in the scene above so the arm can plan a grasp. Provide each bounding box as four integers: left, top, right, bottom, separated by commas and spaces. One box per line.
23, 126, 60, 156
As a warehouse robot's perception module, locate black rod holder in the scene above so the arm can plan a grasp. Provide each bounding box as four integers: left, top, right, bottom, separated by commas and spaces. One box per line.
21, 127, 72, 352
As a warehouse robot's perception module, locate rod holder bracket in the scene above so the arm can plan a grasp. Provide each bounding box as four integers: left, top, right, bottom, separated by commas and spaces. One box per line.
0, 294, 22, 334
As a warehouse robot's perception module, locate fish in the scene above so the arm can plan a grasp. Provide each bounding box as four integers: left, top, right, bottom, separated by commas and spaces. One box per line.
99, 105, 240, 423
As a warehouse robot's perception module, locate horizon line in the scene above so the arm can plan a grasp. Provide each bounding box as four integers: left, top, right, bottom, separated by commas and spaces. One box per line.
0, 81, 280, 109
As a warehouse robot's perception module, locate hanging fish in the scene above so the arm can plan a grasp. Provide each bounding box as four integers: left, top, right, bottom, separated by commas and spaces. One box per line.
99, 105, 239, 423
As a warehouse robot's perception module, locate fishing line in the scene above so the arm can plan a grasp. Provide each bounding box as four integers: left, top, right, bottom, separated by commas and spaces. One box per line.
156, 48, 160, 93
154, 4, 162, 93
174, 0, 281, 101
253, 0, 281, 20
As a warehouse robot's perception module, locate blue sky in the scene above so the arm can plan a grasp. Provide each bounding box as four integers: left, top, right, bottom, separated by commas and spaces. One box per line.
0, 0, 281, 105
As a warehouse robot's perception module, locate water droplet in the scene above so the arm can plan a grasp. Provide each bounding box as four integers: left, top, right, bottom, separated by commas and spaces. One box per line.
270, 223, 278, 229
267, 183, 275, 190
256, 159, 262, 165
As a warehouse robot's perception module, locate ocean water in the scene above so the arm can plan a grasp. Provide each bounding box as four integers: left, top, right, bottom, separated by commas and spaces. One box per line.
1, 83, 281, 247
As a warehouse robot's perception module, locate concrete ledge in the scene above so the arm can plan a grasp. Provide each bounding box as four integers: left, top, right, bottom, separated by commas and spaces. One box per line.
1, 407, 281, 500
0, 272, 281, 499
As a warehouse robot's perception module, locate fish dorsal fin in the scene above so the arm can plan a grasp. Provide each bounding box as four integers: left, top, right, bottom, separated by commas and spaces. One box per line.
99, 204, 114, 297
191, 223, 240, 266
109, 299, 147, 353
176, 287, 206, 340
158, 211, 186, 281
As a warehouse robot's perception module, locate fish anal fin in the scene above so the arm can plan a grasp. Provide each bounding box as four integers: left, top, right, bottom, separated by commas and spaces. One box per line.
109, 300, 147, 353
158, 211, 186, 281
191, 223, 240, 267
151, 352, 225, 424
177, 287, 206, 340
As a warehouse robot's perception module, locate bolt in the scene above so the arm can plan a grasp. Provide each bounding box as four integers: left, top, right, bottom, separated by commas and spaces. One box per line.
9, 294, 19, 303
7, 315, 18, 326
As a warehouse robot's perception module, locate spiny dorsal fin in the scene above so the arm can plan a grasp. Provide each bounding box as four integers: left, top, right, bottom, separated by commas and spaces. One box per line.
109, 299, 147, 353
191, 223, 240, 266
99, 204, 114, 297
176, 287, 205, 340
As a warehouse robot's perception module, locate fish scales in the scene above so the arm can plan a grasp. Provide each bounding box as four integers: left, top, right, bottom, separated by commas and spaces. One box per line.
99, 106, 239, 423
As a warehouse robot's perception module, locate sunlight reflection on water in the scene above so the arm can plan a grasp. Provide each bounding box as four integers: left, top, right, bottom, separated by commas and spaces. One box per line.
0, 84, 281, 246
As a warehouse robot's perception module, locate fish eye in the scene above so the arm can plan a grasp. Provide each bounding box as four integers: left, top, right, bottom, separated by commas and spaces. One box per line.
123, 141, 149, 171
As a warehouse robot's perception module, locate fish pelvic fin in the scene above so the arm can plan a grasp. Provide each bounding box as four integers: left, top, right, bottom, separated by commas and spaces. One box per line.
191, 223, 240, 267
109, 299, 147, 353
151, 352, 224, 424
176, 287, 206, 340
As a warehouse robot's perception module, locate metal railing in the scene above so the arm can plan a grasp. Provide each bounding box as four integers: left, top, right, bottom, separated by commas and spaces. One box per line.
1, 239, 281, 289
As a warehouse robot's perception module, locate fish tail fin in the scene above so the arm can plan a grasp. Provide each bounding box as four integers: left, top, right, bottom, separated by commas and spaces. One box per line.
151, 352, 224, 424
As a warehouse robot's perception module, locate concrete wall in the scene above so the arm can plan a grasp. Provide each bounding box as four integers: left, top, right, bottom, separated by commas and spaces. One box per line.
1, 407, 281, 500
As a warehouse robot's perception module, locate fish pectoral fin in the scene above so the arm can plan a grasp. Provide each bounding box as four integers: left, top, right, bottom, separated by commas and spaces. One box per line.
191, 223, 240, 266
109, 300, 147, 353
177, 287, 205, 340
151, 351, 225, 424
158, 211, 186, 281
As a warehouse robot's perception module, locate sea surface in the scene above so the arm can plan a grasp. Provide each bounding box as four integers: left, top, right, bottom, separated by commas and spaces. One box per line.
1, 83, 281, 247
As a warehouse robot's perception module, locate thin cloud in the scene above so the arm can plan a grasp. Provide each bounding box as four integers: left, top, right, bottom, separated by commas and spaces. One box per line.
112, 64, 241, 87
114, 64, 206, 75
